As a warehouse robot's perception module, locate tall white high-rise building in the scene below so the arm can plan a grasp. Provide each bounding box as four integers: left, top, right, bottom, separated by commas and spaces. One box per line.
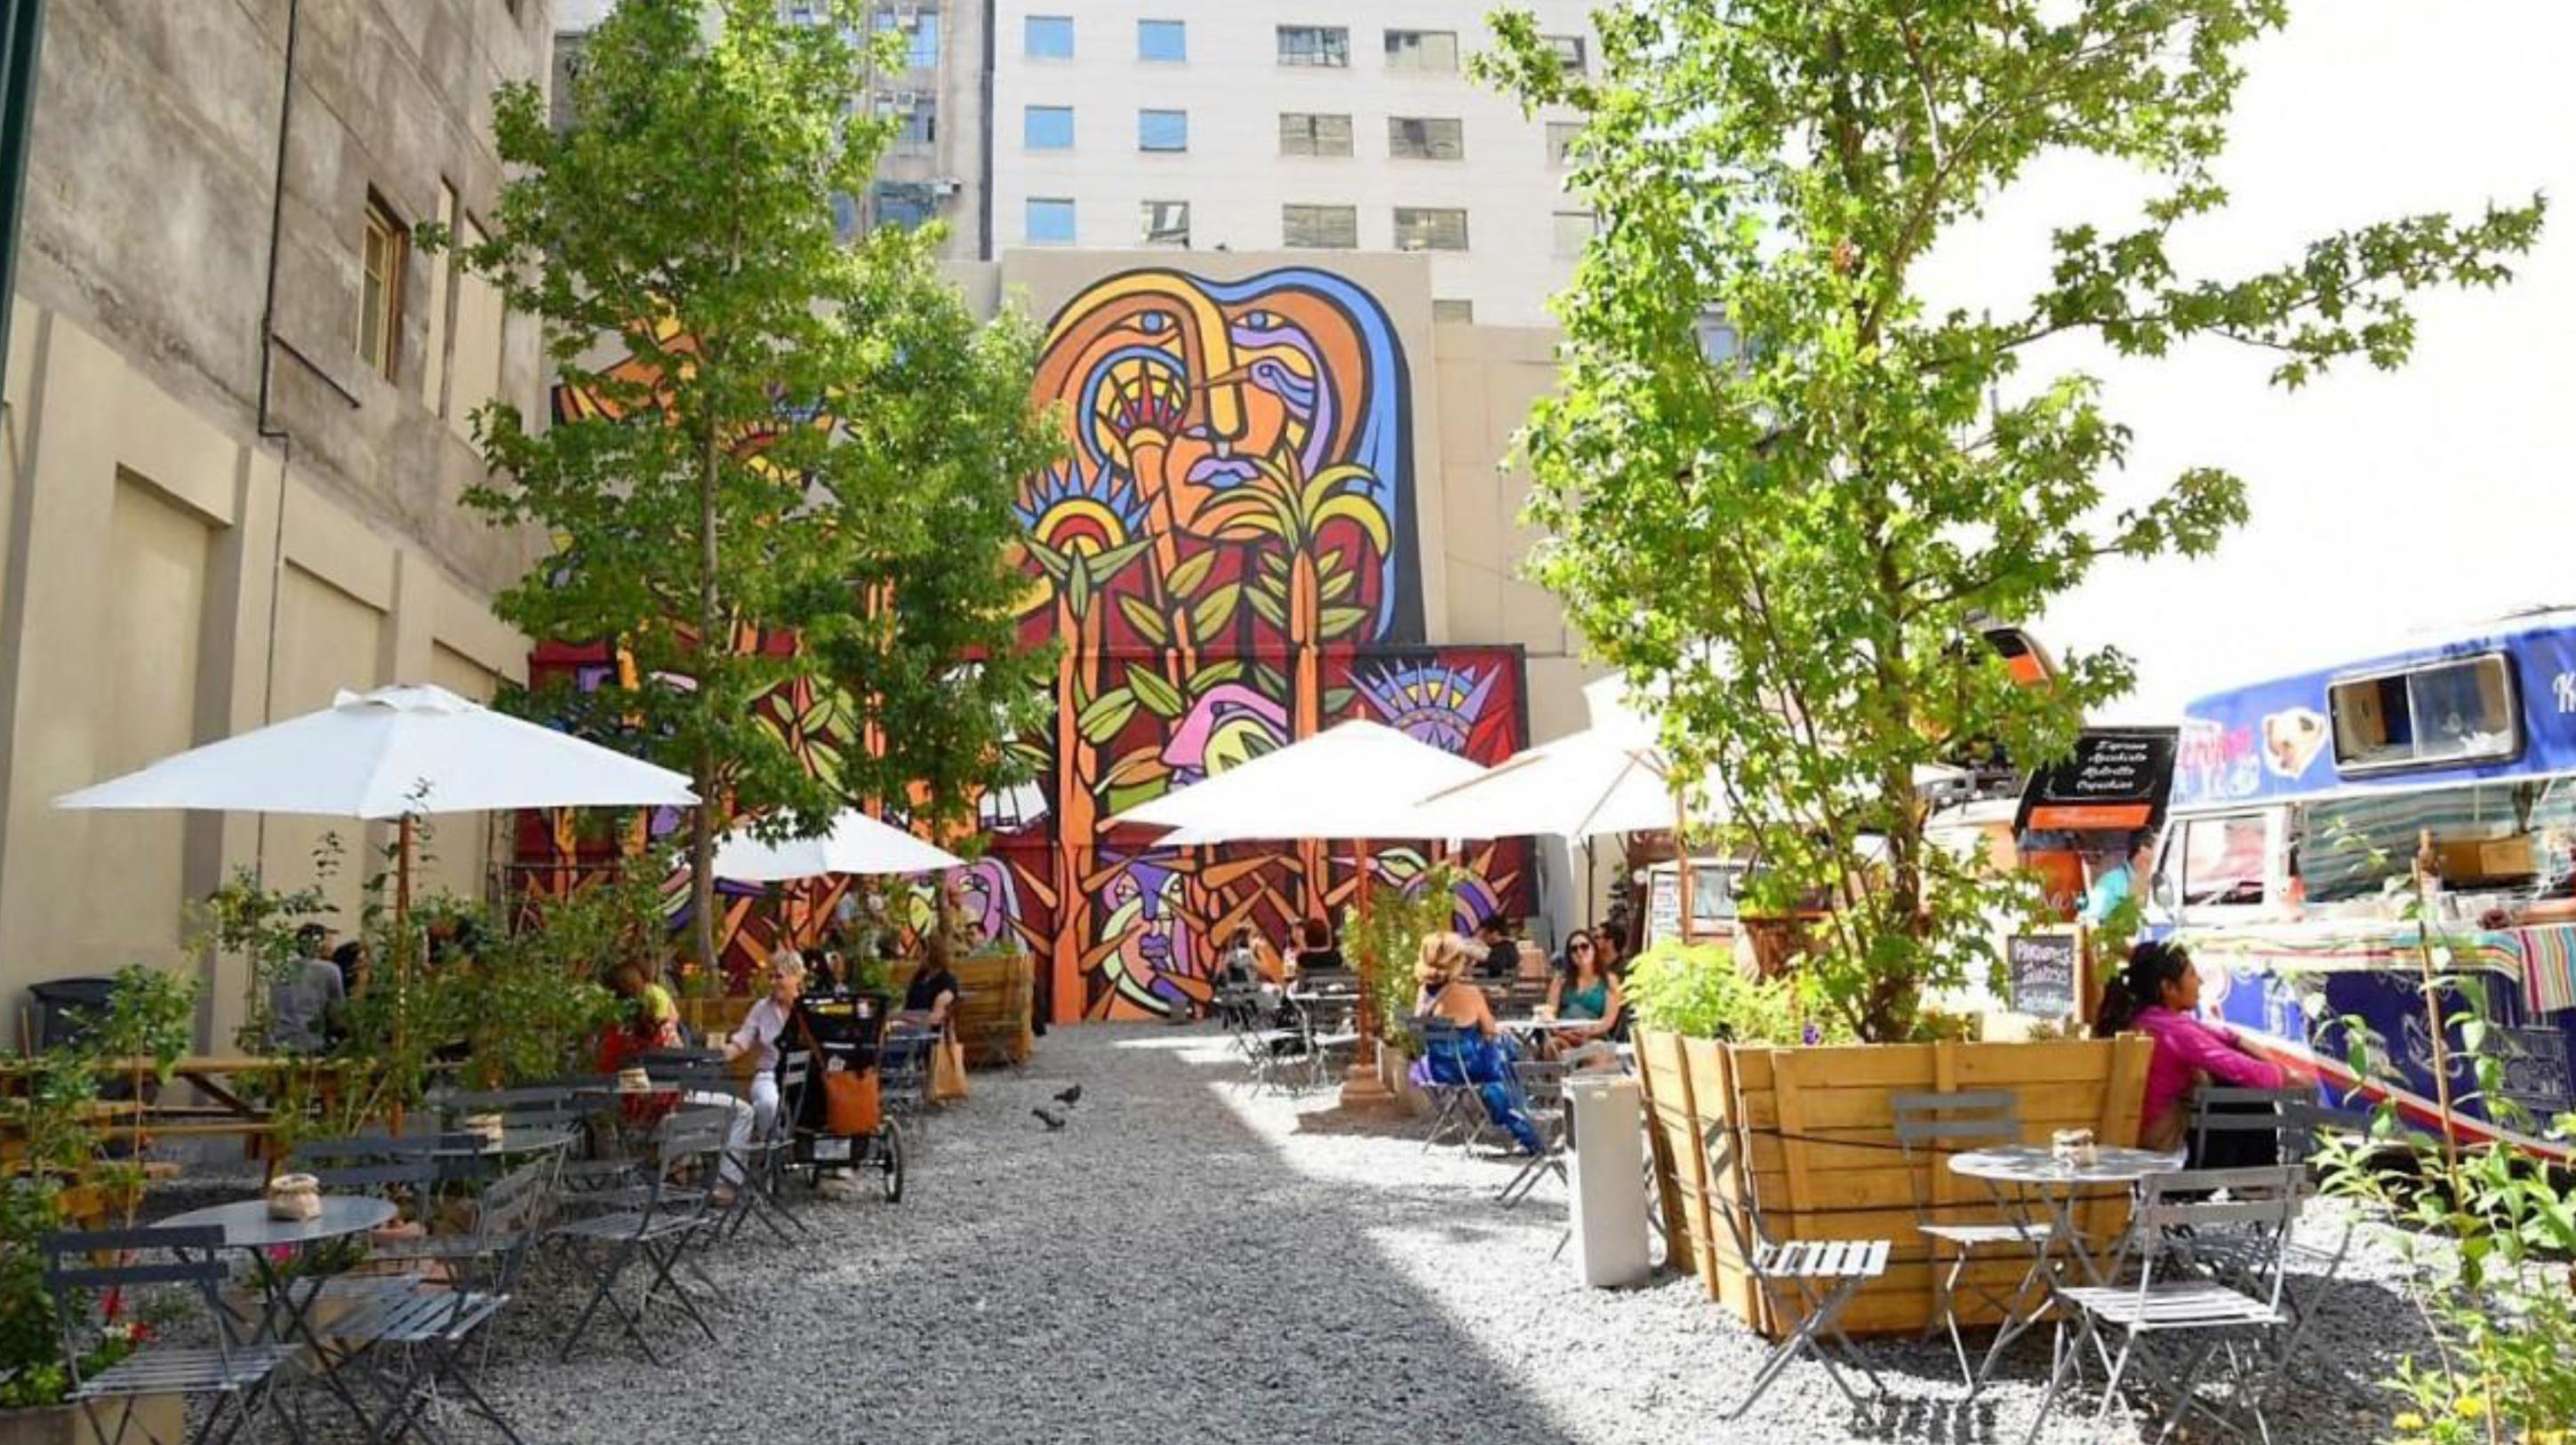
988, 3, 1597, 326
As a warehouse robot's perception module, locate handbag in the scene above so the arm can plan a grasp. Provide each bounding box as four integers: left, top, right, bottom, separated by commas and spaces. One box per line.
930, 1026, 970, 1104
794, 1010, 880, 1136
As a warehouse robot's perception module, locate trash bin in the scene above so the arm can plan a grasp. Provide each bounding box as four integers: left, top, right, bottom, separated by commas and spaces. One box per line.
26, 976, 119, 1051
1566, 1073, 1652, 1288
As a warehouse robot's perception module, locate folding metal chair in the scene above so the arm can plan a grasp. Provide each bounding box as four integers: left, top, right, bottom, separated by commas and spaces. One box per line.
725, 1050, 813, 1242
1700, 1115, 1890, 1419
1414, 1018, 1492, 1152
1299, 993, 1362, 1092
878, 1026, 935, 1119
40, 1225, 300, 1445
1891, 1089, 2056, 1393
2188, 1088, 2353, 1386
1499, 1057, 1571, 1209
326, 1157, 556, 1445
2025, 1163, 2302, 1445
547, 1107, 730, 1362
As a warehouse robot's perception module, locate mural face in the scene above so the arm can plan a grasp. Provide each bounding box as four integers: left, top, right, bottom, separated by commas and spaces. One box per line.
516, 266, 1532, 1019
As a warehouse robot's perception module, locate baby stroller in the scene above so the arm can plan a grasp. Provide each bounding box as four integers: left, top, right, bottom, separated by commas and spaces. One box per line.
788, 990, 906, 1203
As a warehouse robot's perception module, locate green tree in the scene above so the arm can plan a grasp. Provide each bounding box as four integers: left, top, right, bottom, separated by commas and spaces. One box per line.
1481, 1, 2543, 1041
446, 0, 1050, 968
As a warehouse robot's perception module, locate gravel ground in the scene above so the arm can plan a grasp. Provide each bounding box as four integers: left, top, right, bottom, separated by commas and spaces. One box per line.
175, 1024, 2431, 1443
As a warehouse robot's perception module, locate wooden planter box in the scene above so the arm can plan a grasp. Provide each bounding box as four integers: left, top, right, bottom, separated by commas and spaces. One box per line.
1635, 1029, 2151, 1338
886, 954, 1035, 1066
0, 1396, 181, 1445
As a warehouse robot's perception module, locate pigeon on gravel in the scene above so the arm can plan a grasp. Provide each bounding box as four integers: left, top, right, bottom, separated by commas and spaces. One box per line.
1053, 1084, 1083, 1108
1032, 1106, 1067, 1131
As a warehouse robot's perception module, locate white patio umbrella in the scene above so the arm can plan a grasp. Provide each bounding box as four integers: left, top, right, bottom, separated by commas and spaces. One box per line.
56, 683, 698, 984
712, 809, 965, 882
1411, 727, 1702, 842
1112, 717, 1484, 845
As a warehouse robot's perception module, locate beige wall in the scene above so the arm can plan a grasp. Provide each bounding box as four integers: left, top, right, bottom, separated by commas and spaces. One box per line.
0, 303, 530, 1050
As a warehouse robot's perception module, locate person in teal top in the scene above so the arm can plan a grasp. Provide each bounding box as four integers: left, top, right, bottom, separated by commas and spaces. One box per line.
1545, 930, 1625, 1057
2083, 836, 2154, 926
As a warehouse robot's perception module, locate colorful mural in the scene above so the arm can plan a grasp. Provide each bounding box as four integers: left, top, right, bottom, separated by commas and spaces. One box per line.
514, 265, 1533, 1020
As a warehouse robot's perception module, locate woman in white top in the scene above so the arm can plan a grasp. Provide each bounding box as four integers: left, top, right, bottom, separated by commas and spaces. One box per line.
720, 951, 806, 1184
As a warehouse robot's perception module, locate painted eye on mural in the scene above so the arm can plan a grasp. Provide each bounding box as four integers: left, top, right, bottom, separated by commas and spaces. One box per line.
1135, 310, 1174, 335
1240, 310, 1278, 331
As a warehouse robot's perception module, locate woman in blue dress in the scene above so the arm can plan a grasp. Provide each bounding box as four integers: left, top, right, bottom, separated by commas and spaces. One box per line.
1407, 932, 1542, 1154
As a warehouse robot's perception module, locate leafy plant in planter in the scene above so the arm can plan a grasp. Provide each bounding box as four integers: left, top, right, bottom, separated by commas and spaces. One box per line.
1340, 862, 1464, 1055
1481, 0, 2545, 1042
1622, 940, 1840, 1046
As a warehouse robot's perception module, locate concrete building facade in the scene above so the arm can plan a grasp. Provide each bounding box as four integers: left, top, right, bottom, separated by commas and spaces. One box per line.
988, 2, 1596, 325
0, 0, 549, 1046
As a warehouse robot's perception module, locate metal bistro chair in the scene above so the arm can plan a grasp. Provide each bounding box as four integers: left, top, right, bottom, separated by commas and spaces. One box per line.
878, 1026, 936, 1121
548, 1106, 732, 1363
1299, 992, 1364, 1093
1700, 1114, 1890, 1420
41, 1225, 300, 1445
1499, 1057, 1572, 1209
724, 1050, 814, 1243
1890, 1089, 2057, 1393
1414, 1018, 1492, 1153
2027, 1163, 2303, 1445
2187, 1087, 2354, 1385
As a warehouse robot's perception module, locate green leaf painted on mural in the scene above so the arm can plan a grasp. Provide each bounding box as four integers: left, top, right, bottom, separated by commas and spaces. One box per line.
1116, 595, 1172, 646
1022, 538, 1072, 589
1318, 604, 1369, 638
1105, 780, 1165, 818
1252, 662, 1287, 697
1092, 536, 1155, 579
1128, 667, 1186, 720
1244, 587, 1287, 629
1164, 548, 1219, 599
1191, 583, 1242, 640
1322, 686, 1355, 716
1076, 688, 1137, 745
1066, 555, 1094, 619
1197, 660, 1246, 686
1317, 566, 1356, 603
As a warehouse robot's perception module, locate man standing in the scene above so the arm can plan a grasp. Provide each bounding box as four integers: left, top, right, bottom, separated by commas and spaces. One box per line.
269, 922, 346, 1054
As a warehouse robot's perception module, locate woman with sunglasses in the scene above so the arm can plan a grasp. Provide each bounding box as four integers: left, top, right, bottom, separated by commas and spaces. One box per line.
1543, 930, 1625, 1057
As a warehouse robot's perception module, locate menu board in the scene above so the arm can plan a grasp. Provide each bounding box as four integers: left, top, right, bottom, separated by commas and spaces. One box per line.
1646, 869, 1683, 946
2006, 933, 2079, 1018
2016, 726, 2180, 838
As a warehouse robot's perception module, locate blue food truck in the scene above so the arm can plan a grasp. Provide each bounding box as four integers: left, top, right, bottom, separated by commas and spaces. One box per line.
2150, 610, 2576, 1158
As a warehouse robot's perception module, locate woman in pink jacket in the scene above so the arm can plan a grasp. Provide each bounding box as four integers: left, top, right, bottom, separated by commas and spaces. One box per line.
2093, 939, 2289, 1153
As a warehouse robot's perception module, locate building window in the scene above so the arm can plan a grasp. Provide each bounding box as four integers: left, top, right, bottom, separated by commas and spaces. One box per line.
1282, 204, 1358, 249
1552, 211, 1596, 258
1547, 121, 1581, 165
887, 8, 940, 69
357, 195, 404, 381
1545, 34, 1588, 74
1276, 25, 1348, 68
1026, 196, 1076, 244
1388, 116, 1465, 161
879, 92, 936, 154
1384, 29, 1459, 71
1432, 299, 1475, 323
1138, 108, 1188, 153
1025, 14, 1073, 59
1394, 206, 1468, 252
1279, 112, 1354, 157
1693, 312, 1741, 364
874, 180, 938, 232
1138, 19, 1185, 61
1141, 199, 1189, 246
1024, 105, 1073, 149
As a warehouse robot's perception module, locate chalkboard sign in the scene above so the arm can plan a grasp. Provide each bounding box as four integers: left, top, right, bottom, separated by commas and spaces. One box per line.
2007, 934, 2079, 1018
2015, 726, 2180, 840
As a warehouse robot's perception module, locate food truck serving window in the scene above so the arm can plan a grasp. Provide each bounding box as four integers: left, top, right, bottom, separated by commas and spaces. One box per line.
2300, 778, 2576, 904
2328, 653, 2519, 774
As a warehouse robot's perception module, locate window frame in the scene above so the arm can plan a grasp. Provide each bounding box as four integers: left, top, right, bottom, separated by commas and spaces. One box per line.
1137, 19, 1186, 62
1023, 104, 1075, 150
1387, 116, 1465, 162
2328, 652, 2524, 776
1544, 34, 1588, 73
1140, 198, 1189, 247
1137, 108, 1188, 154
1392, 205, 1469, 252
1431, 299, 1475, 324
356, 194, 406, 382
1024, 14, 1074, 60
1551, 209, 1596, 259
1025, 196, 1076, 245
1383, 28, 1459, 72
1546, 121, 1581, 166
1276, 25, 1350, 68
1279, 112, 1355, 157
1281, 203, 1359, 250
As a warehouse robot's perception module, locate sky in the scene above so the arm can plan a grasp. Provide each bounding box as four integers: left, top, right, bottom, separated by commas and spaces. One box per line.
1913, 0, 2576, 723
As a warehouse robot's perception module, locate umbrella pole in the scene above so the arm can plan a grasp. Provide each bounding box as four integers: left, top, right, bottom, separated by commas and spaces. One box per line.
393, 812, 414, 1134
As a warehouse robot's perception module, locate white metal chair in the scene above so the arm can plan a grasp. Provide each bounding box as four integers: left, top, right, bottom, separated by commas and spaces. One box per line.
1890, 1089, 2056, 1393
2025, 1163, 2303, 1445
1700, 1115, 1890, 1419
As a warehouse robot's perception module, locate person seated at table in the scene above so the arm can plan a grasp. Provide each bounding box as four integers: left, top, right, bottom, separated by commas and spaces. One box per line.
1284, 918, 1346, 984
1408, 933, 1542, 1154
2094, 939, 2288, 1154
901, 934, 962, 1028
1470, 917, 1516, 979
721, 951, 805, 1164
269, 923, 346, 1054
597, 962, 684, 1072
328, 939, 367, 994
1544, 930, 1626, 1058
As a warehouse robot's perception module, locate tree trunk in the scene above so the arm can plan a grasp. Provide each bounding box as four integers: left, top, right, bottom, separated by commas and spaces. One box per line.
692, 414, 722, 983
